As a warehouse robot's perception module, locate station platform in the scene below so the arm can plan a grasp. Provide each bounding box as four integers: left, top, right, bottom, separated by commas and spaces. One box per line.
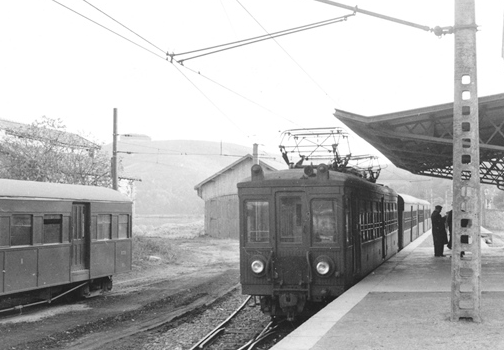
271, 230, 504, 350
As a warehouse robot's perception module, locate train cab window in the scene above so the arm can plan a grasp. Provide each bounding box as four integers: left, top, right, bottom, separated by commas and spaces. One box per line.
118, 215, 129, 239
245, 201, 269, 243
97, 214, 112, 240
43, 214, 62, 244
311, 199, 337, 244
279, 197, 303, 243
11, 214, 32, 246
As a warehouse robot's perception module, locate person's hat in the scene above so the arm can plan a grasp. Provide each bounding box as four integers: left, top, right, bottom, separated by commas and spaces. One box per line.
435, 205, 442, 209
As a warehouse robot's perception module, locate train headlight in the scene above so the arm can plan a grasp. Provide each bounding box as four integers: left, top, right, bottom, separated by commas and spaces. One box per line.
316, 261, 331, 275
251, 259, 265, 274
314, 255, 335, 278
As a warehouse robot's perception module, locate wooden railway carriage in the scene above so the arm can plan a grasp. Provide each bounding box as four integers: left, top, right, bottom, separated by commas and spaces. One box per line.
238, 164, 430, 319
0, 179, 132, 299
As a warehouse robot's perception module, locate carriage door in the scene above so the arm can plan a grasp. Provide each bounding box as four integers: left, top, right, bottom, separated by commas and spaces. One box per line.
345, 195, 360, 281
71, 203, 90, 279
275, 193, 309, 290
381, 198, 387, 259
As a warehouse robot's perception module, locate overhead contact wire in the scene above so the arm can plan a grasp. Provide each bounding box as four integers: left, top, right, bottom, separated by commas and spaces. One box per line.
82, 0, 166, 54
235, 0, 341, 105
51, 0, 252, 138
51, 0, 166, 61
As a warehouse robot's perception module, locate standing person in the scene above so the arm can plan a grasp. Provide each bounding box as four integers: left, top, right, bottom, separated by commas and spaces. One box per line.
431, 205, 446, 257
446, 210, 452, 249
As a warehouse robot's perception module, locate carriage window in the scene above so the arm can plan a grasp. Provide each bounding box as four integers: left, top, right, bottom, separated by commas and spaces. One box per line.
11, 215, 32, 246
312, 200, 337, 244
245, 201, 269, 243
43, 214, 62, 244
279, 197, 303, 243
118, 215, 129, 239
97, 215, 111, 240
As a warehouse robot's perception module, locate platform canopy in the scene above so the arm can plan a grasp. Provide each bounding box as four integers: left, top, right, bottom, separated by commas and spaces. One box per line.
334, 93, 504, 188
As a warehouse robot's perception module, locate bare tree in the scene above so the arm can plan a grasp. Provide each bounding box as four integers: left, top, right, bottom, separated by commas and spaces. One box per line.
0, 116, 116, 187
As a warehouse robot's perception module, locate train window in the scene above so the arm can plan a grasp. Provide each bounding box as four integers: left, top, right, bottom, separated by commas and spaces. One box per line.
11, 214, 32, 246
43, 214, 62, 244
279, 197, 303, 243
97, 215, 112, 240
245, 201, 269, 243
312, 200, 337, 244
118, 215, 129, 239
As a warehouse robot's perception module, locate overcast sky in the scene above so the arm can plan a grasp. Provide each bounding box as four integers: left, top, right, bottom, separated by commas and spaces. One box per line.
1, 1, 503, 161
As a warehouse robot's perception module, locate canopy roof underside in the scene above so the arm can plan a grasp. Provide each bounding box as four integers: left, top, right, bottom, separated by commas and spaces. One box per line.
335, 93, 504, 188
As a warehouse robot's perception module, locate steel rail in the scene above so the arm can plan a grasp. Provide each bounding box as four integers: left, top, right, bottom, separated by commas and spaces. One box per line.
188, 295, 252, 350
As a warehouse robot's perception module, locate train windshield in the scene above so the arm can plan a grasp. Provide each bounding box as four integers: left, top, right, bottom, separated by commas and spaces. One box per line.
311, 199, 337, 244
245, 201, 270, 243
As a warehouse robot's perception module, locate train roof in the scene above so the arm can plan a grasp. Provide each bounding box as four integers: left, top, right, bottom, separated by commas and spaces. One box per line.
398, 193, 430, 206
0, 179, 131, 203
239, 167, 396, 194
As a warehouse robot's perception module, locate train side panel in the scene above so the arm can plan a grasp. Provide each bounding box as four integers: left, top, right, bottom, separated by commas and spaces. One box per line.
0, 194, 132, 297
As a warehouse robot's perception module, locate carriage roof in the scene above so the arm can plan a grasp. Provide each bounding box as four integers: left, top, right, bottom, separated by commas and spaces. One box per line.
398, 193, 430, 206
0, 179, 131, 203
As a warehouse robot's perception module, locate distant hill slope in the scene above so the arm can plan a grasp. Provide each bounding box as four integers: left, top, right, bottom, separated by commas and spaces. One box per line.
103, 140, 284, 215
378, 162, 451, 204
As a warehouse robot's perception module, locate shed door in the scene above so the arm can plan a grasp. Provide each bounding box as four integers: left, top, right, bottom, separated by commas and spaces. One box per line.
71, 203, 89, 271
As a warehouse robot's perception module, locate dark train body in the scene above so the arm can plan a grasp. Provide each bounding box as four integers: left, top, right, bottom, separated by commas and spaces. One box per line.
0, 179, 132, 302
238, 164, 430, 319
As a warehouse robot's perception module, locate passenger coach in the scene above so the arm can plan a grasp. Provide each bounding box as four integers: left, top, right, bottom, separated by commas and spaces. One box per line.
238, 164, 430, 320
0, 179, 132, 301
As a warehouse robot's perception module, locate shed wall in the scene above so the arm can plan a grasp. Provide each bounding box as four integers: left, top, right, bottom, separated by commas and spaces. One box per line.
199, 159, 255, 201
204, 195, 238, 239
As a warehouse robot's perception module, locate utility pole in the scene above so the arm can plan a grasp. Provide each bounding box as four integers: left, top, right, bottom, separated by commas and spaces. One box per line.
314, 0, 482, 322
451, 0, 481, 322
111, 108, 118, 191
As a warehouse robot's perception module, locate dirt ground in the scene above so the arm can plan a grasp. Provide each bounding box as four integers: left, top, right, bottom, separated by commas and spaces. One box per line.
0, 236, 240, 350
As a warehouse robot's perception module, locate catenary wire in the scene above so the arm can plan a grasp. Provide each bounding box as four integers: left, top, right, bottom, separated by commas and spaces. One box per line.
235, 0, 341, 106
51, 0, 251, 139
82, 0, 166, 54
50, 1, 335, 146
179, 65, 301, 127
169, 62, 250, 138
51, 0, 166, 61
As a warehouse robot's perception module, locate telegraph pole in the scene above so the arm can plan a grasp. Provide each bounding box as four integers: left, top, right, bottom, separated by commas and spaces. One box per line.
111, 108, 118, 191
451, 0, 481, 322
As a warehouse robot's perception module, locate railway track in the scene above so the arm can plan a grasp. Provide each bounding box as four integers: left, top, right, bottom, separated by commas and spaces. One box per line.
189, 295, 280, 350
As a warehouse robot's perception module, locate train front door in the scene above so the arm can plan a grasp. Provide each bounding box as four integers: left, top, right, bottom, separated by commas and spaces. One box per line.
274, 192, 310, 292
71, 203, 90, 281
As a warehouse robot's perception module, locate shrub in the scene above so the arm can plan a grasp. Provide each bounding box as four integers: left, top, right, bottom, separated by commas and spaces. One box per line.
132, 235, 179, 266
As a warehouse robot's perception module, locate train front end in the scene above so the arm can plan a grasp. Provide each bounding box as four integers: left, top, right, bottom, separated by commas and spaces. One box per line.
238, 164, 351, 320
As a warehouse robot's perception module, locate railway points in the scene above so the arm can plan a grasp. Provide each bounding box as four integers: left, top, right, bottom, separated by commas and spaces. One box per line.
271, 229, 504, 350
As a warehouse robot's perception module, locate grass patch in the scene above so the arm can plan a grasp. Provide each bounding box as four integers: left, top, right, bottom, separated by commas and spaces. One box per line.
131, 219, 205, 268
132, 235, 180, 267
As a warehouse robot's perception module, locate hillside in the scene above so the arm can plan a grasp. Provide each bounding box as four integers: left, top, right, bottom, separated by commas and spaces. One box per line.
378, 162, 451, 204
103, 140, 284, 215
102, 139, 454, 215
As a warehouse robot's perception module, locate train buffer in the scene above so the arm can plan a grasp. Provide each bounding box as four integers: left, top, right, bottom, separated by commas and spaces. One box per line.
271, 228, 504, 350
